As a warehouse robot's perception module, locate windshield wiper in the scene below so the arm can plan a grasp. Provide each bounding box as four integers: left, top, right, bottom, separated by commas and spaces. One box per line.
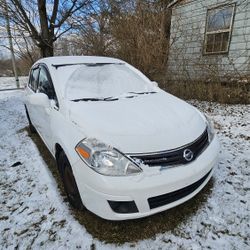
71, 92, 156, 102
72, 98, 102, 102
103, 96, 119, 101
128, 91, 157, 95
71, 97, 118, 102
52, 62, 124, 69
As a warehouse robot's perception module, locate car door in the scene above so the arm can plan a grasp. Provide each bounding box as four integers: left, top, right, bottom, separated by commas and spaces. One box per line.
35, 65, 59, 151
26, 66, 40, 125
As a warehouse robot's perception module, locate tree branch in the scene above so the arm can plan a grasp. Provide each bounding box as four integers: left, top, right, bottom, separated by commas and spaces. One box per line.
50, 0, 59, 27
10, 0, 40, 40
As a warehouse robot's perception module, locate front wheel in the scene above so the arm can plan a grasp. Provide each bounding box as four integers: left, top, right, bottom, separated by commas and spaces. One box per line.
58, 152, 84, 210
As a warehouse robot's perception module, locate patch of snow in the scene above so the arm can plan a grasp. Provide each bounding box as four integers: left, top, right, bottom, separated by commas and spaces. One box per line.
0, 78, 249, 249
0, 76, 28, 90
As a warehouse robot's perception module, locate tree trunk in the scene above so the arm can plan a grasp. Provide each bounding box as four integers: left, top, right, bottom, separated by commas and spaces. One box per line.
38, 0, 54, 58
40, 44, 54, 57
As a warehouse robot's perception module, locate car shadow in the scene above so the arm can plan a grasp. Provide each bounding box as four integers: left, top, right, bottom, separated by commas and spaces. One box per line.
26, 127, 214, 244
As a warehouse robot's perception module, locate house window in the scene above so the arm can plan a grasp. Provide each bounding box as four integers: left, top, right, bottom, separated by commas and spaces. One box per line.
204, 4, 235, 54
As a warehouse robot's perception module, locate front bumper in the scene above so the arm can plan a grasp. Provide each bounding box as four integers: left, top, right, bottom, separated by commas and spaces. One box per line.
72, 135, 220, 220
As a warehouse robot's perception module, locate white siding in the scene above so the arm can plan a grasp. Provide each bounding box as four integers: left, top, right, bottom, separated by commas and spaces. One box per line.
167, 0, 250, 82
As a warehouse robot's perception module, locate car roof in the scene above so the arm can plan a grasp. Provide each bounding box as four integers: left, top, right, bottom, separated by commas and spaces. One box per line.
35, 56, 124, 67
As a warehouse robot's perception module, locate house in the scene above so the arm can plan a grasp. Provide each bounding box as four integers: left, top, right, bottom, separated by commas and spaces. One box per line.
167, 0, 250, 83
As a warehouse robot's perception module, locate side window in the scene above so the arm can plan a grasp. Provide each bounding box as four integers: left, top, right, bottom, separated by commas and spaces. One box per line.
29, 68, 39, 92
37, 66, 56, 100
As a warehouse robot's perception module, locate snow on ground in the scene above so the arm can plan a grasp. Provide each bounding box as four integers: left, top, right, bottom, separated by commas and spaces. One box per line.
0, 78, 249, 249
0, 76, 28, 90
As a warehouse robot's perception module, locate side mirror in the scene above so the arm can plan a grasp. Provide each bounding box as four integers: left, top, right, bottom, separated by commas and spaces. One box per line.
152, 81, 159, 87
28, 93, 50, 108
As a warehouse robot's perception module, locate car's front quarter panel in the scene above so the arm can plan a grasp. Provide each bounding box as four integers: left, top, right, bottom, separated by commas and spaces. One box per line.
49, 107, 88, 166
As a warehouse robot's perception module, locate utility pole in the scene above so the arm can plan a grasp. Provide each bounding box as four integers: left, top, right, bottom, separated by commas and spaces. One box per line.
4, 0, 19, 88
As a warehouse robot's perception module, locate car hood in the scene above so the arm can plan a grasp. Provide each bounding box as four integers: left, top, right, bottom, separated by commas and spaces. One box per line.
68, 91, 206, 154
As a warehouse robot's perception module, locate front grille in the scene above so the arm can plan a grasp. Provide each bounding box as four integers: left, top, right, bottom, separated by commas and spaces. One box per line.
130, 129, 209, 167
148, 169, 212, 209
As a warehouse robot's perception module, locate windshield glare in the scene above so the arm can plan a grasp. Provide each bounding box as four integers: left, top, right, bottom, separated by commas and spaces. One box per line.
65, 64, 154, 100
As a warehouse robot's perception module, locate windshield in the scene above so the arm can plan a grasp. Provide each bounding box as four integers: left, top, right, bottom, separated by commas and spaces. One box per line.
64, 64, 155, 100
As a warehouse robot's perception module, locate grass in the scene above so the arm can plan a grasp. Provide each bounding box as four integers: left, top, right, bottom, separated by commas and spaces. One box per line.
27, 127, 214, 244
155, 78, 250, 104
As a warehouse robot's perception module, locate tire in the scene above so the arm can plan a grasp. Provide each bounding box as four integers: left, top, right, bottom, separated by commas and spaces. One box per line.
24, 105, 36, 134
58, 152, 84, 210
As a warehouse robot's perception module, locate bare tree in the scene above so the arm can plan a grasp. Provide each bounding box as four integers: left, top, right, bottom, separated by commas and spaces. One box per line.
65, 0, 172, 77
71, 0, 113, 56
0, 0, 91, 57
108, 0, 171, 77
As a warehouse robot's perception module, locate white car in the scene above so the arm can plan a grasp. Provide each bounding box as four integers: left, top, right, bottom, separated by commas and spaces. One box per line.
24, 56, 220, 220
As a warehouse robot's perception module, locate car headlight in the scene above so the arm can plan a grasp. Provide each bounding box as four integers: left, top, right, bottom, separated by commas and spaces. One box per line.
75, 138, 142, 176
205, 115, 215, 142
